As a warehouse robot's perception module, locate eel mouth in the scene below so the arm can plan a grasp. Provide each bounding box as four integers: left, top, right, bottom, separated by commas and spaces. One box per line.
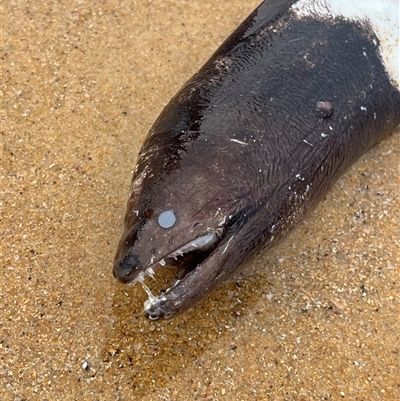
128, 229, 223, 317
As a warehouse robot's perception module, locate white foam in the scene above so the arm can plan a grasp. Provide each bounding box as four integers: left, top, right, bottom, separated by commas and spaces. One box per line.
292, 0, 399, 86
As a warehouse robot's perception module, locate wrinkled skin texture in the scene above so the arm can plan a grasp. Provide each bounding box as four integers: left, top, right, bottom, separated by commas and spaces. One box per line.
113, 0, 400, 320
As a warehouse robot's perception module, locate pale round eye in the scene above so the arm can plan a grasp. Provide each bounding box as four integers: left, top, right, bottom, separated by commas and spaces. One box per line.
158, 210, 176, 228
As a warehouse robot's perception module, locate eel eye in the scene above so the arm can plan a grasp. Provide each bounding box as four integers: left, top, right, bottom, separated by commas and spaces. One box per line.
158, 210, 176, 228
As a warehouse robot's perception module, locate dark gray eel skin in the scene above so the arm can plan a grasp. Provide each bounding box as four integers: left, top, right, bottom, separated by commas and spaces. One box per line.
113, 0, 400, 320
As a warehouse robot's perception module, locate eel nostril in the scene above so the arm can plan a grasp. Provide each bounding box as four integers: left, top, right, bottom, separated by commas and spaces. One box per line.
118, 253, 139, 277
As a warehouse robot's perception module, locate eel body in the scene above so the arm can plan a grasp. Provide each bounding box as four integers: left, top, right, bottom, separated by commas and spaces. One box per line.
113, 0, 400, 320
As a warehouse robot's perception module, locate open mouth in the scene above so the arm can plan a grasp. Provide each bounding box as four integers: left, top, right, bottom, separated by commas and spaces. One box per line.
129, 229, 223, 313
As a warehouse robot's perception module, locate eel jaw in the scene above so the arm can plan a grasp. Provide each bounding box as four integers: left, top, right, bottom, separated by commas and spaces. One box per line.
128, 229, 224, 319
142, 231, 238, 320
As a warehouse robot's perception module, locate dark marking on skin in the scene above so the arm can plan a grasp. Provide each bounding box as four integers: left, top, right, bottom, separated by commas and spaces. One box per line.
315, 101, 333, 119
113, 0, 400, 320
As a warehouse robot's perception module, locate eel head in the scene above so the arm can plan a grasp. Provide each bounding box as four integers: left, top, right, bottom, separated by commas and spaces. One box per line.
113, 171, 255, 320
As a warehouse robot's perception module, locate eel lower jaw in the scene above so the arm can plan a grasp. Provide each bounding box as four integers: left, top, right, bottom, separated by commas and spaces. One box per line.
143, 232, 238, 321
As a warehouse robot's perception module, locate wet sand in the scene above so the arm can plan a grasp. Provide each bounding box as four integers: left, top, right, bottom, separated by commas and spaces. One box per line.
2, 1, 399, 400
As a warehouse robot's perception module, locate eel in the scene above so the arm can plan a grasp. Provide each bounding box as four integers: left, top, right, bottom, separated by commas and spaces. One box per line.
113, 0, 400, 320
